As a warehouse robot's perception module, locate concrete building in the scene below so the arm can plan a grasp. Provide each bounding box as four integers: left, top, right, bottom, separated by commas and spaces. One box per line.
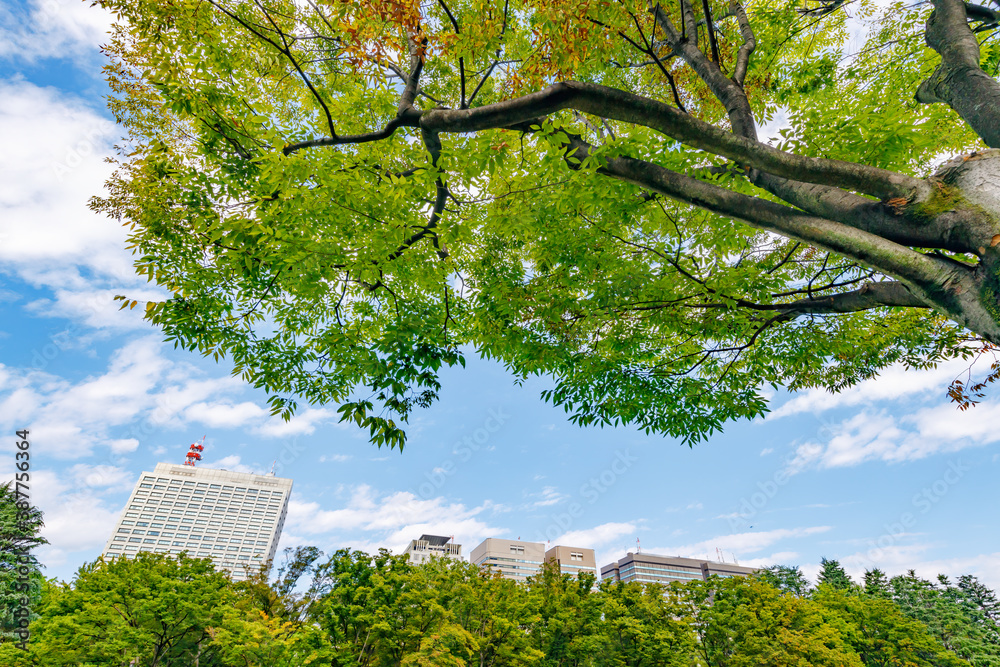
102, 462, 293, 581
600, 552, 758, 586
545, 545, 597, 578
403, 534, 463, 565
471, 538, 546, 581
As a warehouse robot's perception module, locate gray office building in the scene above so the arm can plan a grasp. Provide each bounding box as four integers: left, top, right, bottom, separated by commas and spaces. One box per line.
544, 545, 598, 578
601, 552, 758, 585
471, 538, 546, 580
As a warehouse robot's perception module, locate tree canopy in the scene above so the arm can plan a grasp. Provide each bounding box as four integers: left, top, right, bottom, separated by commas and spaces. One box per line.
94, 0, 1000, 447
10, 549, 999, 666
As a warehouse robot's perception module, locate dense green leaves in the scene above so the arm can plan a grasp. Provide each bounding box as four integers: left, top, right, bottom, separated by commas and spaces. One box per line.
17, 549, 999, 666
94, 0, 997, 448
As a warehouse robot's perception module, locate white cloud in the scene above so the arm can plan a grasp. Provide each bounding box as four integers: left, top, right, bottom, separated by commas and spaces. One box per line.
68, 463, 133, 490
768, 359, 970, 420
653, 526, 832, 562
319, 454, 352, 463
0, 336, 260, 458
256, 408, 335, 437
783, 401, 1000, 475
529, 486, 567, 508
557, 522, 636, 549
185, 401, 268, 428
201, 454, 259, 474
0, 80, 129, 280
829, 542, 1000, 593
0, 0, 112, 62
0, 463, 121, 570
285, 484, 504, 553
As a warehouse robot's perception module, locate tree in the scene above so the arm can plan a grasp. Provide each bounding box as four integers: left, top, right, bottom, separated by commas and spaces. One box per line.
30, 552, 233, 666
811, 585, 968, 667
862, 568, 891, 599
0, 482, 47, 644
682, 575, 863, 666
817, 557, 856, 591
528, 560, 604, 666
756, 564, 812, 597
597, 579, 697, 666
888, 570, 1000, 666
94, 0, 1000, 446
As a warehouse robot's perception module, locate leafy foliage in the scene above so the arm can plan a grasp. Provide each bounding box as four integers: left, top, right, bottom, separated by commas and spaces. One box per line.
13, 550, 999, 666
92, 0, 1000, 448
0, 483, 46, 644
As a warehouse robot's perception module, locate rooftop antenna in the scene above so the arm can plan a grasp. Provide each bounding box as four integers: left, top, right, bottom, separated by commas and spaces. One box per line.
716, 547, 725, 563
636, 537, 641, 553
732, 553, 739, 565
183, 436, 206, 467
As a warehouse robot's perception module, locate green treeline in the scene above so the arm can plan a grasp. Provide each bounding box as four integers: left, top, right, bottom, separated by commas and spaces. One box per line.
1, 548, 999, 667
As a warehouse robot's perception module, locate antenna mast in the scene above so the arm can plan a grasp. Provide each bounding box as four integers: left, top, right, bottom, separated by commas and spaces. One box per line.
183, 436, 206, 467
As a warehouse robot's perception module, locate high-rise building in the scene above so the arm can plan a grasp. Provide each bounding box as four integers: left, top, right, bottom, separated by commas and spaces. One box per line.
471, 538, 546, 581
102, 461, 293, 581
544, 545, 597, 578
600, 552, 758, 585
403, 534, 463, 565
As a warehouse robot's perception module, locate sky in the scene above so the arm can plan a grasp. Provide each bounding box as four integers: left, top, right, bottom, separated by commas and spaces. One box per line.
2, 0, 999, 591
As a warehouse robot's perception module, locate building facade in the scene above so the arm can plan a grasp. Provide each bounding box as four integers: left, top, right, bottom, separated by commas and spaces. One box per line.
403, 534, 463, 565
544, 545, 597, 578
470, 538, 546, 581
600, 552, 758, 585
102, 462, 293, 581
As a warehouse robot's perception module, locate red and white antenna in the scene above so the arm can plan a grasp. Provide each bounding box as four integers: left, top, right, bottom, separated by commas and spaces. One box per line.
636, 537, 641, 553
183, 436, 206, 467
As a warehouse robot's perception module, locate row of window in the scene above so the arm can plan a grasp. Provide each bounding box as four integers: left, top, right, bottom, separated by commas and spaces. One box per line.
115, 530, 267, 545
106, 545, 259, 561
620, 564, 701, 576
140, 477, 284, 497
133, 493, 280, 510
622, 573, 704, 583
121, 511, 276, 527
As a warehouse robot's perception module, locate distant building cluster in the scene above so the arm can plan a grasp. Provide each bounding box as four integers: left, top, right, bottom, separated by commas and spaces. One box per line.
403, 534, 756, 584
103, 450, 758, 586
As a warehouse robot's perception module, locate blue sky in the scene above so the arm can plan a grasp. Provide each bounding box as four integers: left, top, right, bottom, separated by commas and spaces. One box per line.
1, 0, 998, 589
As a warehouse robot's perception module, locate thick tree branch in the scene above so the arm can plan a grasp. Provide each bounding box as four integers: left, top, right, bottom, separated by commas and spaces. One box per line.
420, 81, 929, 200
651, 3, 757, 139
917, 0, 1000, 147
752, 173, 996, 254
560, 133, 981, 319
771, 281, 930, 313
730, 0, 756, 87
283, 36, 426, 155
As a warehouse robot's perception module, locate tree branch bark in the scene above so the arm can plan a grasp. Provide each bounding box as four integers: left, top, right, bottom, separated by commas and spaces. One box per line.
917, 0, 1000, 147
420, 81, 930, 200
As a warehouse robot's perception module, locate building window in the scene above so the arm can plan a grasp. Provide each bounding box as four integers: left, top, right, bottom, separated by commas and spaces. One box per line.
571, 552, 583, 561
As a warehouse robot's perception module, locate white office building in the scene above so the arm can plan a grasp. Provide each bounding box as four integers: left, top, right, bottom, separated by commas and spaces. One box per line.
102, 462, 293, 581
403, 534, 463, 565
